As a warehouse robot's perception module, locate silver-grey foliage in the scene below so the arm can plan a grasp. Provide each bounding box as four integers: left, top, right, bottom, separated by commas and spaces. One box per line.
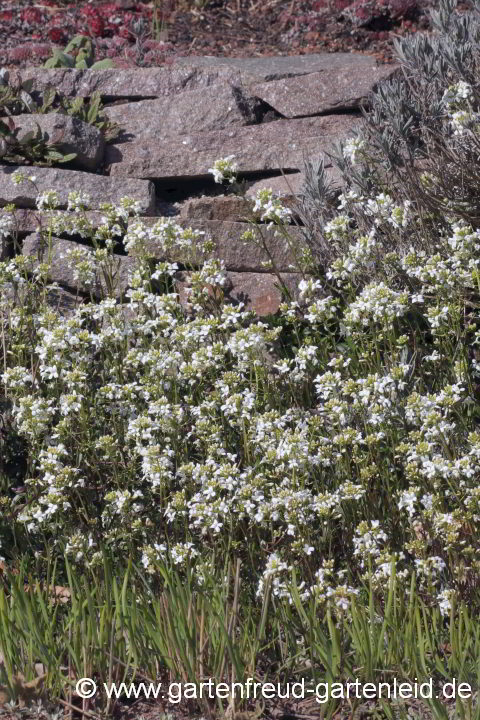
298, 0, 480, 266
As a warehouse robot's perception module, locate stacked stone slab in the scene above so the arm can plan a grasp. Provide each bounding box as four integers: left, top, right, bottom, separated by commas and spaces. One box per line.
1, 53, 398, 315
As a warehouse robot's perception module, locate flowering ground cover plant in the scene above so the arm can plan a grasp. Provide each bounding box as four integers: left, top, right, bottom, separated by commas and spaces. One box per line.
0, 1, 480, 718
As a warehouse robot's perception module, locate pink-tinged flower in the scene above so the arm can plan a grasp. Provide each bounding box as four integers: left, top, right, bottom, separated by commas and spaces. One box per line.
0, 10, 13, 22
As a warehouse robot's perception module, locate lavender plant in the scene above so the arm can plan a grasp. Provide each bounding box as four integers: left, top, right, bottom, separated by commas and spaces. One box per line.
298, 0, 480, 265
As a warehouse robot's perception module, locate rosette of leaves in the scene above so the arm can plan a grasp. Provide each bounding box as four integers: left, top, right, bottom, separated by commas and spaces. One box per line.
39, 86, 119, 142
59, 91, 119, 142
44, 35, 113, 70
0, 116, 76, 166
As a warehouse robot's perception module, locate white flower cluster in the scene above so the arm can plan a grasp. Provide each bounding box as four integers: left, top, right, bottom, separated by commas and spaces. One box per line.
442, 80, 479, 136
0, 211, 14, 240
1, 155, 480, 621
208, 155, 238, 184
343, 136, 366, 165
252, 188, 292, 229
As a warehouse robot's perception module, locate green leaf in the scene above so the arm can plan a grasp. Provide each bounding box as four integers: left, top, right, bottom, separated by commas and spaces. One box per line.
87, 92, 101, 124
41, 87, 57, 113
0, 119, 12, 136
67, 97, 84, 117
22, 78, 34, 93
20, 90, 37, 114
91, 59, 114, 70
64, 35, 91, 53
18, 131, 35, 145
44, 51, 75, 69
48, 151, 77, 163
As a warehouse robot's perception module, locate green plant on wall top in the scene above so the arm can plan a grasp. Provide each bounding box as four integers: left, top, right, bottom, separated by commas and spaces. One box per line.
0, 67, 119, 165
0, 117, 76, 166
44, 35, 113, 70
0, 70, 77, 165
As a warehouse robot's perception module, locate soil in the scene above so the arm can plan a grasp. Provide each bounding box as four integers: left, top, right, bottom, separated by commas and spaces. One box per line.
0, 0, 470, 71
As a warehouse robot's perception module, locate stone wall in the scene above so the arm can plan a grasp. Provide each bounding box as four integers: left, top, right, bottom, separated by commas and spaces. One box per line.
1, 53, 397, 315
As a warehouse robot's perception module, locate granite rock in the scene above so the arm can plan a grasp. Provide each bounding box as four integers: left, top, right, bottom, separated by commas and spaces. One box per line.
177, 194, 251, 222
0, 165, 155, 214
106, 115, 362, 179
8, 113, 105, 171
249, 64, 398, 118
173, 53, 378, 82
22, 65, 251, 101
104, 83, 267, 141
131, 217, 300, 271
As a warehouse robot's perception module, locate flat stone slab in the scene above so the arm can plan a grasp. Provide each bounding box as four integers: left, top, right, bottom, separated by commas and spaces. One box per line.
22, 232, 135, 299
22, 56, 386, 102
173, 53, 378, 82
106, 115, 361, 179
22, 65, 250, 101
177, 194, 252, 222
250, 64, 398, 118
175, 270, 301, 316
0, 165, 155, 214
104, 84, 262, 141
129, 217, 300, 272
7, 113, 104, 171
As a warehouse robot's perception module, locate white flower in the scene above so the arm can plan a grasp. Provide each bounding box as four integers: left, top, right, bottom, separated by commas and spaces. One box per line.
343, 137, 366, 165
450, 110, 476, 135
442, 81, 473, 109
324, 214, 350, 241
36, 190, 59, 211
207, 155, 238, 184
67, 191, 90, 212
398, 489, 418, 519
252, 188, 292, 226
437, 589, 454, 617
0, 211, 14, 240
